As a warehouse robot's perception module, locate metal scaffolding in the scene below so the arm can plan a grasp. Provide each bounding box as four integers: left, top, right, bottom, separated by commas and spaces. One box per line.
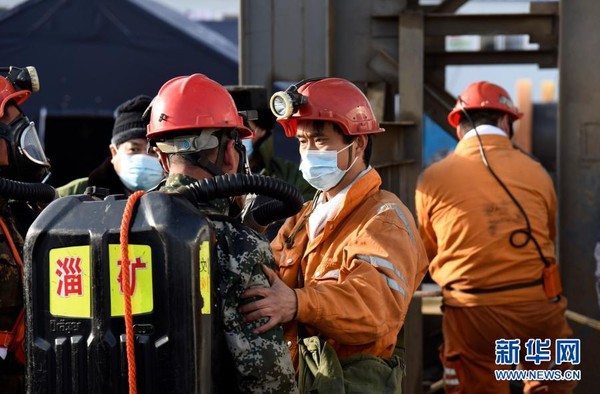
240, 1, 599, 392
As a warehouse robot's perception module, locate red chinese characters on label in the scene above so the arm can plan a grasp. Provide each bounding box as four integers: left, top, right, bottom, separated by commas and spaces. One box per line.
116, 257, 147, 295
55, 257, 83, 297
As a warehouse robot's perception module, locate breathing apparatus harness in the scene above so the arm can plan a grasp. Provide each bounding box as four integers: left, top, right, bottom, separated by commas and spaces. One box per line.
0, 66, 55, 202
446, 99, 562, 301
179, 172, 304, 227
0, 177, 56, 204
118, 171, 303, 393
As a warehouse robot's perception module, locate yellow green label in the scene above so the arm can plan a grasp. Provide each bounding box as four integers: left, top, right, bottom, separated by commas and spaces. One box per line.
49, 246, 91, 318
109, 244, 154, 316
199, 241, 211, 314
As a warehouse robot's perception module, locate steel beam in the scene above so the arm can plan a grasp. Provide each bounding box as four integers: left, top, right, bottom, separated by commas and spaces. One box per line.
558, 1, 600, 391
398, 10, 424, 394
424, 13, 557, 39
373, 12, 558, 45
423, 81, 457, 138
433, 0, 468, 14
425, 49, 557, 67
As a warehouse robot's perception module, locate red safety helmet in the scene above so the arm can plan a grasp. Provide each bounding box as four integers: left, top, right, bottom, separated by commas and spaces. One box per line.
146, 73, 253, 140
447, 81, 523, 128
271, 78, 384, 137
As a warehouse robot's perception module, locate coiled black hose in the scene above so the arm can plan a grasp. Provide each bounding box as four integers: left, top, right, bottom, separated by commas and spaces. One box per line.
0, 177, 56, 203
177, 173, 304, 226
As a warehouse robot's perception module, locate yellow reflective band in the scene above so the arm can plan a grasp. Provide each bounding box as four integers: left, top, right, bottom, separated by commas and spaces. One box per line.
109, 244, 154, 316
199, 241, 211, 315
49, 246, 91, 318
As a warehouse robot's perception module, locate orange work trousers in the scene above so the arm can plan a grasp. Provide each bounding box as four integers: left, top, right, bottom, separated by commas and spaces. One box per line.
440, 297, 577, 394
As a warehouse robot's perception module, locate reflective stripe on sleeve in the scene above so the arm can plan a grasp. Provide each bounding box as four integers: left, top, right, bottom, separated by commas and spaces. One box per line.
377, 203, 415, 242
444, 367, 456, 375
357, 254, 407, 296
444, 366, 460, 386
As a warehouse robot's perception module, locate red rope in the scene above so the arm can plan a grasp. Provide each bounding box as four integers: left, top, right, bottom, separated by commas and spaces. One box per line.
0, 217, 26, 363
120, 190, 145, 394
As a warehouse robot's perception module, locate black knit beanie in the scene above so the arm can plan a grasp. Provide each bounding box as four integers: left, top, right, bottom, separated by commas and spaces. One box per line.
111, 95, 153, 146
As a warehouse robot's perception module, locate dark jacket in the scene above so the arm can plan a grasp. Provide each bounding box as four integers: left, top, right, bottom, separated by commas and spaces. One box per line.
253, 135, 315, 202
56, 157, 130, 197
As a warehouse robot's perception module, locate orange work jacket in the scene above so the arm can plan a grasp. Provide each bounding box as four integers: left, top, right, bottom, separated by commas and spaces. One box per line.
272, 168, 429, 367
416, 133, 557, 306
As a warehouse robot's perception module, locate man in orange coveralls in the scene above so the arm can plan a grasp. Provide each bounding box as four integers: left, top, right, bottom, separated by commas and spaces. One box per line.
415, 81, 576, 393
240, 77, 429, 388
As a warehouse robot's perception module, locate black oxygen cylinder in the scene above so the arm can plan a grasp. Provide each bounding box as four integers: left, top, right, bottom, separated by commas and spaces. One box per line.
23, 191, 217, 394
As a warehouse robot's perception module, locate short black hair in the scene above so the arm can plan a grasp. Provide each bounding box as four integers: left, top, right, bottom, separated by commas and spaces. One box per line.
311, 120, 372, 166
458, 109, 505, 131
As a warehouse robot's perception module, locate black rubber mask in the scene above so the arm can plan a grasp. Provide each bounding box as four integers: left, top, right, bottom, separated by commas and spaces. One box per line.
0, 114, 50, 182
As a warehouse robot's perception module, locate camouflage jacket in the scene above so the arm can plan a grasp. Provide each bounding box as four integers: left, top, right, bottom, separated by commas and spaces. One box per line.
162, 174, 298, 394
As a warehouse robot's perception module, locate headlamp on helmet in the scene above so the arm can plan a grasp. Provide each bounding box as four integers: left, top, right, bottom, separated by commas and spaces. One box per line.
272, 77, 384, 137
4, 66, 40, 93
0, 65, 50, 182
1, 66, 40, 118
269, 78, 327, 119
270, 88, 307, 119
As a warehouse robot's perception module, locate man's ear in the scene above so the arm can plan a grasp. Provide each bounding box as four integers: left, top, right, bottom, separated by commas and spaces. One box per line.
355, 134, 367, 153
222, 139, 239, 174
109, 144, 118, 163
157, 150, 170, 174
498, 114, 512, 137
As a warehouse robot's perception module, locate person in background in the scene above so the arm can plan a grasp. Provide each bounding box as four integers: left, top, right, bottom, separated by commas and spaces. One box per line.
240, 77, 428, 391
146, 73, 297, 393
0, 66, 53, 393
415, 81, 575, 393
226, 85, 314, 201
226, 85, 315, 240
56, 95, 163, 197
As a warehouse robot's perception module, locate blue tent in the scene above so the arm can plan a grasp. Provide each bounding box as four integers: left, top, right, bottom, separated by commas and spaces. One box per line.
1, 0, 238, 186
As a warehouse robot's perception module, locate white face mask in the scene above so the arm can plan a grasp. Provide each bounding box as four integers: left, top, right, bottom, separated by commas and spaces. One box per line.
117, 153, 164, 191
299, 142, 358, 191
